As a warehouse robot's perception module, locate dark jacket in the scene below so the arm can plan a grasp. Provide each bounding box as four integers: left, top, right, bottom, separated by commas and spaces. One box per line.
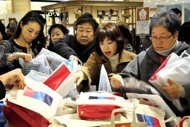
0, 81, 6, 99
178, 21, 190, 45
53, 35, 96, 63
121, 41, 190, 116
0, 40, 27, 75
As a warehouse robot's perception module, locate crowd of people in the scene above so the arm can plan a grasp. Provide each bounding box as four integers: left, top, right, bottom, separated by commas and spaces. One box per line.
0, 8, 190, 122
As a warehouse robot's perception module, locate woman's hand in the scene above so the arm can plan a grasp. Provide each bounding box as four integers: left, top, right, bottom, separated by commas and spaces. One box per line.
0, 69, 26, 89
16, 52, 32, 63
76, 71, 85, 86
161, 79, 181, 99
109, 74, 123, 89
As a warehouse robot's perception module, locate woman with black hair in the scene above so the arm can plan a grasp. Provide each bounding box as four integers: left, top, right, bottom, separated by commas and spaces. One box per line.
47, 24, 69, 51
0, 10, 46, 74
76, 23, 136, 92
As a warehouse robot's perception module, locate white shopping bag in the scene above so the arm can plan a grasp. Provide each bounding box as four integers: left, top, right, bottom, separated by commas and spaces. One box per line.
44, 62, 77, 97
149, 52, 190, 111
98, 65, 112, 92
77, 91, 131, 119
7, 77, 62, 120
20, 48, 67, 75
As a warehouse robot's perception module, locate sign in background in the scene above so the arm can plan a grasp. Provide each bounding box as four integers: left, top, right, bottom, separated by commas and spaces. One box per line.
136, 7, 150, 35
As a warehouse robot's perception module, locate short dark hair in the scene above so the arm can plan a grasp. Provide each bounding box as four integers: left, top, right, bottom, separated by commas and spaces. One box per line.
150, 11, 181, 35
48, 24, 69, 51
95, 22, 124, 56
171, 8, 182, 16
74, 12, 99, 33
0, 22, 7, 40
48, 24, 69, 35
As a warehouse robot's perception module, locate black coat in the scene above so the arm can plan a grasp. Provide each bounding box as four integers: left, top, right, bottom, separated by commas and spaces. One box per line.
53, 35, 96, 63
0, 81, 6, 99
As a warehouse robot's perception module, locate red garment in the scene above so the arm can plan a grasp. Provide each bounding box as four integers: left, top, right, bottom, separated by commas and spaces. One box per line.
158, 55, 167, 63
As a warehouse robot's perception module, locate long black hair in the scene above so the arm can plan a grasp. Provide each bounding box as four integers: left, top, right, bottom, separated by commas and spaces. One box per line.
13, 10, 46, 55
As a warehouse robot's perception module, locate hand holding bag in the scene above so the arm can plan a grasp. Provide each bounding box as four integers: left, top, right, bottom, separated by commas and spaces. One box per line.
3, 77, 62, 127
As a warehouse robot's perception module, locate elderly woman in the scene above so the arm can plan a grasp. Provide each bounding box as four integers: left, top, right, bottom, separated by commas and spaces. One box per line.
110, 11, 190, 117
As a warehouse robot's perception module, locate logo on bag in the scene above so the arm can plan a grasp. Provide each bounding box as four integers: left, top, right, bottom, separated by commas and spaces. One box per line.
23, 87, 53, 106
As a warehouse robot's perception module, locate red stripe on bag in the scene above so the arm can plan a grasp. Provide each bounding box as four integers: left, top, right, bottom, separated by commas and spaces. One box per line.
44, 64, 70, 90
115, 123, 132, 127
78, 104, 121, 119
150, 55, 171, 80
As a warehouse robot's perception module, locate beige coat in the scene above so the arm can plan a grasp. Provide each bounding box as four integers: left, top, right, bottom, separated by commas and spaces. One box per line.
78, 50, 137, 92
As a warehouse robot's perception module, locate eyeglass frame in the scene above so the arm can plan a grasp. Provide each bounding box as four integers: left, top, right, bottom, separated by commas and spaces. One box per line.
149, 33, 174, 42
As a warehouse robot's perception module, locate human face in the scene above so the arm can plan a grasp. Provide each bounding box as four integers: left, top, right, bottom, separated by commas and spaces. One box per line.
50, 28, 65, 44
100, 37, 118, 58
76, 22, 94, 46
150, 25, 178, 51
20, 21, 41, 44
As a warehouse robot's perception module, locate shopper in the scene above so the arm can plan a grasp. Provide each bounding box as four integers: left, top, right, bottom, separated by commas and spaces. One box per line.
0, 10, 46, 75
110, 11, 190, 116
53, 12, 99, 63
76, 23, 136, 92
47, 24, 69, 51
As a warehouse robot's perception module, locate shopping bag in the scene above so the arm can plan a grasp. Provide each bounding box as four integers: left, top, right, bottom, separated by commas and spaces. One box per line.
3, 100, 49, 127
101, 104, 166, 127
98, 65, 112, 92
149, 52, 190, 111
100, 108, 147, 127
178, 116, 190, 127
3, 77, 62, 127
44, 62, 77, 97
77, 91, 131, 119
20, 48, 67, 75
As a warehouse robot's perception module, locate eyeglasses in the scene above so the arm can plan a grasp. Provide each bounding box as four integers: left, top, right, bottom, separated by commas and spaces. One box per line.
150, 34, 173, 42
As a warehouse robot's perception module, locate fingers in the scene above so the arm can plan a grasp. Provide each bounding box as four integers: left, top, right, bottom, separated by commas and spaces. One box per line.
24, 54, 32, 63
76, 71, 84, 86
110, 77, 122, 89
8, 69, 26, 90
110, 74, 123, 89
162, 83, 179, 99
76, 77, 83, 86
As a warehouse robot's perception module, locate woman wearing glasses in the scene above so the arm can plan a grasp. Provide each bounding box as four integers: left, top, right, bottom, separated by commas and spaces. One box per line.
110, 11, 190, 116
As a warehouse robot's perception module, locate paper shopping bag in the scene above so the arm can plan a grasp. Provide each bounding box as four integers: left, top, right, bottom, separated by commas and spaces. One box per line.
7, 77, 62, 120
3, 77, 62, 127
44, 62, 76, 97
77, 92, 130, 119
100, 108, 147, 127
3, 100, 49, 127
